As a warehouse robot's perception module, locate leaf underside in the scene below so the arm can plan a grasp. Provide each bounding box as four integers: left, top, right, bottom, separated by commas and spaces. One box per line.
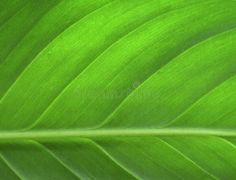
1, 0, 236, 179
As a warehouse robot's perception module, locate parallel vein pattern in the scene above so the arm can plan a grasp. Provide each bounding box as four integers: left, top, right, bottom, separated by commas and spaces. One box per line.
1, 0, 236, 179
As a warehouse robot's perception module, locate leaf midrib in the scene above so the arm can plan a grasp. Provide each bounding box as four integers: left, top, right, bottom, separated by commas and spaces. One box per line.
0, 128, 236, 141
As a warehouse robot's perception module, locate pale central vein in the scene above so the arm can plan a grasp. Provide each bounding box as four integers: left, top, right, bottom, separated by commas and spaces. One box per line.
0, 128, 236, 141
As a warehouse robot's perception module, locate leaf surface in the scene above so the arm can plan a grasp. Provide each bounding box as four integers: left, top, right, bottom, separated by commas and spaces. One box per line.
1, 0, 236, 179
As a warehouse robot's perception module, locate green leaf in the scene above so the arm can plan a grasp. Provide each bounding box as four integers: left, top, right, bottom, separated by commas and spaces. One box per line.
1, 0, 236, 179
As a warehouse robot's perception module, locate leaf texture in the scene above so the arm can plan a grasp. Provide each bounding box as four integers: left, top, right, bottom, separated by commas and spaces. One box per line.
1, 0, 236, 179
